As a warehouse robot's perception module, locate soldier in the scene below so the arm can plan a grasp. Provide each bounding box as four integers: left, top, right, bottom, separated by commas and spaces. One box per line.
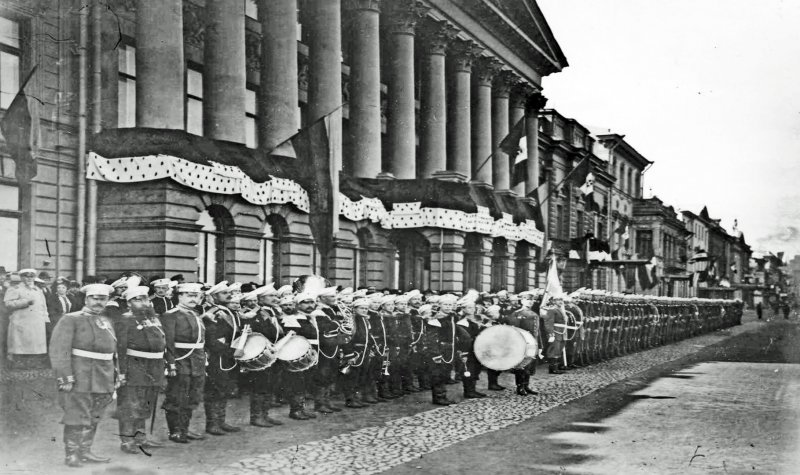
115, 286, 166, 454
387, 294, 415, 396
161, 282, 206, 444
313, 286, 345, 413
202, 282, 242, 435
507, 293, 540, 396
405, 290, 428, 391
455, 294, 488, 399
49, 283, 117, 467
542, 294, 567, 375
280, 292, 321, 420
149, 278, 175, 316
241, 286, 285, 427
340, 297, 372, 408
106, 276, 139, 323
483, 304, 506, 390
418, 296, 459, 406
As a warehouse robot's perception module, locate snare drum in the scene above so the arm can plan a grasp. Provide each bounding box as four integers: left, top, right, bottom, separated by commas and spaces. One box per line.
473, 325, 538, 371
233, 332, 277, 372
276, 335, 318, 372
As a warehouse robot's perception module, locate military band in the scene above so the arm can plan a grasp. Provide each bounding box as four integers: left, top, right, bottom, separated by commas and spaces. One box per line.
45, 270, 743, 467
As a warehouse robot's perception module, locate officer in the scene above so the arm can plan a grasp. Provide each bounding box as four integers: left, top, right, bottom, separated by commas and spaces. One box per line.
313, 287, 345, 413
115, 285, 166, 454
202, 281, 242, 435
340, 297, 372, 408
280, 292, 321, 420
508, 292, 540, 396
149, 278, 175, 316
455, 294, 488, 399
543, 294, 568, 375
161, 282, 206, 444
49, 283, 117, 467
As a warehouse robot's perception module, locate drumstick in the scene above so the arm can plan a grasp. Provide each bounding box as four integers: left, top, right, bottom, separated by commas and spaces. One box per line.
236, 324, 250, 352
273, 330, 296, 354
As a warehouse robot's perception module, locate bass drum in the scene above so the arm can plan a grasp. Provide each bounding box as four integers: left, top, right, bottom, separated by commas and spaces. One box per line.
474, 324, 538, 371
276, 334, 318, 372
232, 332, 277, 372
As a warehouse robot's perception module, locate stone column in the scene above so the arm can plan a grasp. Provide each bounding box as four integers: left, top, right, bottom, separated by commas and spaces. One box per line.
307, 0, 343, 161
525, 92, 548, 197
345, 0, 382, 178
259, 0, 299, 151
135, 0, 184, 128
491, 70, 516, 191
471, 57, 500, 185
386, 1, 428, 179
419, 20, 457, 178
204, 0, 246, 143
446, 40, 482, 179
509, 83, 530, 195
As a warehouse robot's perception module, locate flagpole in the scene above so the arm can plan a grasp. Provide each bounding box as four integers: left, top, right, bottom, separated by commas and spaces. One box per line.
265, 102, 347, 157
538, 156, 589, 206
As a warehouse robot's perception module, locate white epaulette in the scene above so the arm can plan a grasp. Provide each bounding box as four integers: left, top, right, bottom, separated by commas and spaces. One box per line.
426, 319, 442, 328
282, 315, 301, 328
456, 318, 470, 328
106, 301, 119, 308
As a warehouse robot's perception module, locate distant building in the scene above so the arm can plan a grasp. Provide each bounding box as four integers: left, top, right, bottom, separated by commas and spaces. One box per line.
632, 197, 691, 296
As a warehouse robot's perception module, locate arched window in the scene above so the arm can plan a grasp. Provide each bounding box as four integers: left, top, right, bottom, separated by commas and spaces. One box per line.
490, 237, 508, 291
196, 205, 231, 283
258, 215, 285, 285
464, 234, 483, 290
391, 230, 430, 291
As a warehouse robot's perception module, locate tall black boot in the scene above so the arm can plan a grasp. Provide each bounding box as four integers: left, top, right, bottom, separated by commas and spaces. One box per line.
487, 370, 505, 391
79, 424, 110, 463
181, 409, 205, 440
431, 382, 455, 406
119, 419, 139, 454
166, 411, 186, 443
250, 393, 273, 427
323, 385, 342, 412
217, 401, 241, 432
205, 402, 226, 435
548, 359, 565, 375
523, 373, 538, 395
262, 395, 284, 425
289, 395, 310, 420
64, 425, 83, 467
463, 378, 486, 399
134, 418, 164, 448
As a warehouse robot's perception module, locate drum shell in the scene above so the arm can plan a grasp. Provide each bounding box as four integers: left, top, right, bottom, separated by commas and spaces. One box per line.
276, 335, 318, 372
233, 333, 277, 372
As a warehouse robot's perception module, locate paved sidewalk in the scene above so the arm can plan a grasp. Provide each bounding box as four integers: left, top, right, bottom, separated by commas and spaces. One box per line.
209, 318, 763, 475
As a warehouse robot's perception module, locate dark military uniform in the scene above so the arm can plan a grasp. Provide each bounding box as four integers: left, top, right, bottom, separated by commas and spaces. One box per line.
368, 310, 394, 400
340, 310, 373, 407
244, 306, 284, 426
310, 308, 342, 413
115, 311, 166, 451
279, 312, 320, 419
543, 306, 567, 373
202, 304, 241, 434
385, 310, 414, 396
49, 308, 117, 465
507, 307, 540, 394
407, 307, 428, 390
104, 297, 127, 323
455, 316, 486, 398
418, 312, 458, 405
161, 305, 205, 442
150, 295, 175, 316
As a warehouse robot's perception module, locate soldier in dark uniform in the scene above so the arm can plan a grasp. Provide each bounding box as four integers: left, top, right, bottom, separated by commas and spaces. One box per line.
202, 282, 242, 435
340, 298, 373, 408
161, 282, 206, 443
280, 293, 321, 420
115, 286, 166, 454
418, 295, 460, 406
314, 287, 345, 413
543, 295, 568, 375
483, 304, 506, 390
386, 295, 415, 396
49, 283, 117, 467
149, 278, 175, 316
405, 290, 427, 391
240, 287, 285, 427
508, 293, 540, 396
455, 296, 487, 399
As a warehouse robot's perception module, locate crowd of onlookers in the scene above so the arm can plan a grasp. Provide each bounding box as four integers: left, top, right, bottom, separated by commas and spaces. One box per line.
0, 268, 91, 369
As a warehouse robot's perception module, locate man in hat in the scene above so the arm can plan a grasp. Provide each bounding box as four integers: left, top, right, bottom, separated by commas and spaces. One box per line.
241, 286, 285, 428
312, 287, 345, 413
150, 278, 175, 316
115, 286, 166, 454
389, 295, 417, 395
161, 283, 206, 443
106, 275, 141, 323
49, 283, 117, 467
418, 297, 459, 406
280, 292, 322, 420
507, 293, 540, 396
543, 293, 568, 375
455, 295, 487, 399
340, 297, 372, 408
4, 268, 48, 368
202, 281, 243, 435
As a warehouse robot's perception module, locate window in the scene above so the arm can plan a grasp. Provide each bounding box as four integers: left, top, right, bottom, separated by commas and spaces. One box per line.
0, 183, 18, 268
245, 86, 257, 148
555, 204, 564, 239
258, 216, 283, 285
490, 237, 508, 291
355, 229, 369, 288
245, 0, 258, 20
597, 220, 606, 241
576, 210, 584, 238
636, 230, 653, 260
196, 210, 218, 283
514, 242, 530, 293
627, 168, 633, 195
186, 66, 203, 135
464, 234, 482, 290
117, 43, 136, 127
618, 163, 625, 193
0, 16, 20, 111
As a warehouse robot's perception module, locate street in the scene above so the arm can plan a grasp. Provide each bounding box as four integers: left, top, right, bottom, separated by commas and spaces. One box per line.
1, 311, 797, 474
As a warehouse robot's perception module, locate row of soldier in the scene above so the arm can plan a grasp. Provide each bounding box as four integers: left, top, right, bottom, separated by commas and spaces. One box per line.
47, 275, 742, 468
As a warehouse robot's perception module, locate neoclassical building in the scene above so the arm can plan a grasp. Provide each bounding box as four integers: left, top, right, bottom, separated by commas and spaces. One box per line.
0, 0, 569, 291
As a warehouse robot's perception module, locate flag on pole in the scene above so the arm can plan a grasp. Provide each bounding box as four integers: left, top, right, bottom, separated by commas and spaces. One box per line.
0, 65, 37, 181
579, 172, 594, 196
540, 256, 563, 310
500, 117, 528, 187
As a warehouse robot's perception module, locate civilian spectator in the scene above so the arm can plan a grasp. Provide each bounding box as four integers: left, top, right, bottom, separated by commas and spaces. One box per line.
46, 280, 75, 344
3, 268, 49, 368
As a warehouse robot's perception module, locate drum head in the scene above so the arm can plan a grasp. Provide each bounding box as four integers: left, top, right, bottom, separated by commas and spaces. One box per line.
242, 333, 268, 360
277, 336, 310, 361
474, 325, 527, 371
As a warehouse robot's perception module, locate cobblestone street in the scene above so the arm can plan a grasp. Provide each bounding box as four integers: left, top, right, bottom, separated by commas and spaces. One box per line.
0, 312, 773, 475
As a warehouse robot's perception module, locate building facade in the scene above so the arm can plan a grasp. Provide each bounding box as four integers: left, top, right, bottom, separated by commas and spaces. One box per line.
0, 0, 569, 291
632, 197, 691, 296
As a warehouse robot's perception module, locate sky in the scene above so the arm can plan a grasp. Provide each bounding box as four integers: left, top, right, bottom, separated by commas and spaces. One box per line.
537, 0, 800, 260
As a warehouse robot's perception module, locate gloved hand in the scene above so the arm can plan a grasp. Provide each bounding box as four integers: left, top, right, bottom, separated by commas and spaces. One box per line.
548, 336, 555, 343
